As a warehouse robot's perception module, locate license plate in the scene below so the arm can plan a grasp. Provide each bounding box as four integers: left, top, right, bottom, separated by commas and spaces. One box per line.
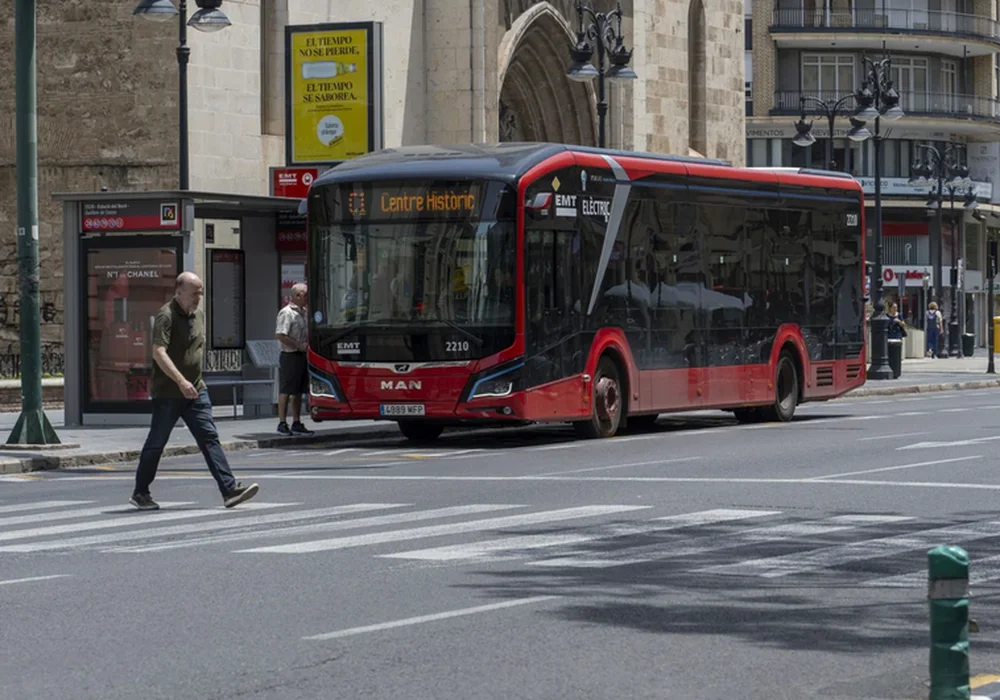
379, 404, 426, 417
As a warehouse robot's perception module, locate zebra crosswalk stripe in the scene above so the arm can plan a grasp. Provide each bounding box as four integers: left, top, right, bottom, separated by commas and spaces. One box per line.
0, 503, 407, 554
0, 500, 93, 515
380, 508, 779, 563
527, 514, 916, 569
236, 505, 651, 555
109, 504, 524, 554
0, 501, 286, 544
696, 520, 1000, 578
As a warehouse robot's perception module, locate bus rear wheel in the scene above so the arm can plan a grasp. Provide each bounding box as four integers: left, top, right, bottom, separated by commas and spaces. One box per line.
397, 420, 444, 442
760, 351, 799, 422
573, 357, 623, 439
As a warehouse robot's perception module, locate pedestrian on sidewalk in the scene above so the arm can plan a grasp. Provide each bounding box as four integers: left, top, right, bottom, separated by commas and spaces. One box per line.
888, 301, 907, 340
274, 282, 315, 437
926, 302, 943, 358
130, 271, 259, 511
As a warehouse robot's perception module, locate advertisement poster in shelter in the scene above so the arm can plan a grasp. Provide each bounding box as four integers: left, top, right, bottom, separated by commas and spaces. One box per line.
285, 21, 384, 166
84, 246, 179, 404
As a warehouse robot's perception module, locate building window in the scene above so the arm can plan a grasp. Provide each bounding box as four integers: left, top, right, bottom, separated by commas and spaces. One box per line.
801, 54, 855, 98
891, 57, 929, 111
942, 59, 957, 112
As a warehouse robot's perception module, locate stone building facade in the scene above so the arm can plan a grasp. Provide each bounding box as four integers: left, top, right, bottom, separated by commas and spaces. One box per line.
0, 0, 746, 366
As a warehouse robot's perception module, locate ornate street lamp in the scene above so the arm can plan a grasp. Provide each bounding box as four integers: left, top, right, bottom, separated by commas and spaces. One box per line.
566, 1, 637, 148
791, 94, 858, 171
846, 53, 904, 380
134, 0, 232, 190
909, 143, 972, 357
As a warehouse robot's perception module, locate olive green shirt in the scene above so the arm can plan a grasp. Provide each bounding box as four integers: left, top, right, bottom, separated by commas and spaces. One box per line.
150, 298, 207, 399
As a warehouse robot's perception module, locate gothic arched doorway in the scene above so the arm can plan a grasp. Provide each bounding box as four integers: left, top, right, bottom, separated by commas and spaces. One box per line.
497, 3, 598, 145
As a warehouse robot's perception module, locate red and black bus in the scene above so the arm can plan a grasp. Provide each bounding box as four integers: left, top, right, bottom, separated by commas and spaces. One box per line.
304, 143, 866, 441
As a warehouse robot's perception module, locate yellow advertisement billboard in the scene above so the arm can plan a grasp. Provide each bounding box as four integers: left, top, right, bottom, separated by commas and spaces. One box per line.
285, 22, 383, 166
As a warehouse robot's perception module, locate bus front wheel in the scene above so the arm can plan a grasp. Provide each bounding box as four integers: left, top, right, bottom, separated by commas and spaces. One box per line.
574, 357, 623, 439
397, 420, 444, 442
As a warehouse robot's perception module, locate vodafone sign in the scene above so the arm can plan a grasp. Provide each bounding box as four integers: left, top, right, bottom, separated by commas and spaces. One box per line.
882, 266, 933, 287
271, 167, 319, 199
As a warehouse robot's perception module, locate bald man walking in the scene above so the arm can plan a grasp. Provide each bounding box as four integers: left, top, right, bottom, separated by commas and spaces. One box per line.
130, 272, 259, 511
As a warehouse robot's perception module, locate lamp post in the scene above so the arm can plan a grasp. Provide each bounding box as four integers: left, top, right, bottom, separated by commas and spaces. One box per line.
847, 53, 904, 380
134, 0, 231, 190
791, 94, 858, 171
6, 0, 61, 445
945, 184, 978, 357
566, 1, 637, 149
908, 142, 970, 358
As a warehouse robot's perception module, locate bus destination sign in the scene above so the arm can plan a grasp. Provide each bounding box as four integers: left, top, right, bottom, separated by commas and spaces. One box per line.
343, 183, 481, 220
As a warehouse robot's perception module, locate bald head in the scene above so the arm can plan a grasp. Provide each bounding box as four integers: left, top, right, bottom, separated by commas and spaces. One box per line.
175, 271, 204, 314
291, 282, 308, 308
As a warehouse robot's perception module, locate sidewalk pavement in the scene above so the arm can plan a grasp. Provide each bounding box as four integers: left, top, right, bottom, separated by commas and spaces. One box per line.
0, 357, 999, 474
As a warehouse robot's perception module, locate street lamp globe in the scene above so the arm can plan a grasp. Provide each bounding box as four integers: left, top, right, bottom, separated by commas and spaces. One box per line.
792, 117, 816, 148
189, 8, 231, 32
567, 34, 598, 82
846, 117, 872, 143
133, 0, 178, 21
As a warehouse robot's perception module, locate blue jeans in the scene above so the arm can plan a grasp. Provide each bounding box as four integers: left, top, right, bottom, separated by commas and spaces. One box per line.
134, 390, 237, 497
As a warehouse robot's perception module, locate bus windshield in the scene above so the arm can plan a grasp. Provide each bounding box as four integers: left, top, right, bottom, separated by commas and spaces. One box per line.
309, 179, 517, 362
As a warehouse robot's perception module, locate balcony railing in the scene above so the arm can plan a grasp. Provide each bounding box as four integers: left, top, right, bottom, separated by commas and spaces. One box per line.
771, 8, 1000, 42
773, 90, 1000, 122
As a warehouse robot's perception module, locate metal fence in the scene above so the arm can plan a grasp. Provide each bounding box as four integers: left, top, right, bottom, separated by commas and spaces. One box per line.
0, 346, 244, 380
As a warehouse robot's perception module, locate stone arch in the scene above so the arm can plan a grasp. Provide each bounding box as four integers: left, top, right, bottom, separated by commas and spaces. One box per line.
498, 2, 598, 145
688, 0, 708, 157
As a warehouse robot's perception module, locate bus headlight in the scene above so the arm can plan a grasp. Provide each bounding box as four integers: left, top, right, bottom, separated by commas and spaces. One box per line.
468, 361, 523, 400
309, 372, 339, 400
472, 377, 514, 398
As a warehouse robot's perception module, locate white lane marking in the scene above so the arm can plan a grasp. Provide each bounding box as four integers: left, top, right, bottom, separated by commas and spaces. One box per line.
0, 575, 73, 586
303, 596, 559, 641
870, 552, 1000, 588
110, 504, 524, 554
696, 520, 1000, 578
536, 456, 702, 477
237, 505, 651, 555
858, 431, 924, 442
899, 435, 1000, 450
381, 508, 778, 562
0, 501, 195, 528
0, 502, 289, 543
895, 411, 929, 417
532, 443, 578, 451
323, 448, 356, 456
363, 449, 406, 456
940, 408, 973, 413
809, 455, 981, 480
441, 449, 487, 458
0, 500, 93, 514
528, 514, 914, 569
0, 504, 405, 554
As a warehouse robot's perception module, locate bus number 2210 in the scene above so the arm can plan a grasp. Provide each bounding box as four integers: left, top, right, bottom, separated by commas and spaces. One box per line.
446, 340, 470, 353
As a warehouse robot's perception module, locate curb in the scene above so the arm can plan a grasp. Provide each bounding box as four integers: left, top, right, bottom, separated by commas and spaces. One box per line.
973, 677, 1000, 699
2, 378, 998, 475
847, 378, 1000, 397
0, 423, 404, 475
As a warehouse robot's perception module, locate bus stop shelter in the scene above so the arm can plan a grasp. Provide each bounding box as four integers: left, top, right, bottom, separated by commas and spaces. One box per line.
54, 190, 305, 427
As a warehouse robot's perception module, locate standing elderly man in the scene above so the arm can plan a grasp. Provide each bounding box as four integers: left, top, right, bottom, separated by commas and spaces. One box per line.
131, 271, 259, 511
275, 282, 314, 436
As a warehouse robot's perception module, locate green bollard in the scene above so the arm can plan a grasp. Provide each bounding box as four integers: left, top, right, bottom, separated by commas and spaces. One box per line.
928, 545, 970, 700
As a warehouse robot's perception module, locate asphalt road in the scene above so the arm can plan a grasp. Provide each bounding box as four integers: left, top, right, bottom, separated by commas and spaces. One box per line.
4, 388, 1000, 700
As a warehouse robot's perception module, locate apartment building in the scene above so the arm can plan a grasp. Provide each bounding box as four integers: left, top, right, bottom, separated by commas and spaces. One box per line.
746, 0, 1000, 347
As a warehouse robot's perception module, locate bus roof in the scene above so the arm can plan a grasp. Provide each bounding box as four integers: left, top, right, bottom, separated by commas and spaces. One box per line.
310, 142, 861, 192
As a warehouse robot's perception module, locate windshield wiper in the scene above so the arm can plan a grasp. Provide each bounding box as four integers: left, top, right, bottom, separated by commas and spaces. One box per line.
431, 320, 484, 348
316, 323, 362, 350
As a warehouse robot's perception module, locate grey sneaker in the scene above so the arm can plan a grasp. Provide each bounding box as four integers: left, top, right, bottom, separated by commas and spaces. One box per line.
129, 492, 160, 511
223, 482, 259, 508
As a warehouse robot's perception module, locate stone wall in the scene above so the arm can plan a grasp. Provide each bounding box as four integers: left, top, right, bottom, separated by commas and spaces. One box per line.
0, 0, 180, 357
632, 0, 745, 163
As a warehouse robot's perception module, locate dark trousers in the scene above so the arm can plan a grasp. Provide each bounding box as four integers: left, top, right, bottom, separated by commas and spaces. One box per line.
134, 390, 237, 497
